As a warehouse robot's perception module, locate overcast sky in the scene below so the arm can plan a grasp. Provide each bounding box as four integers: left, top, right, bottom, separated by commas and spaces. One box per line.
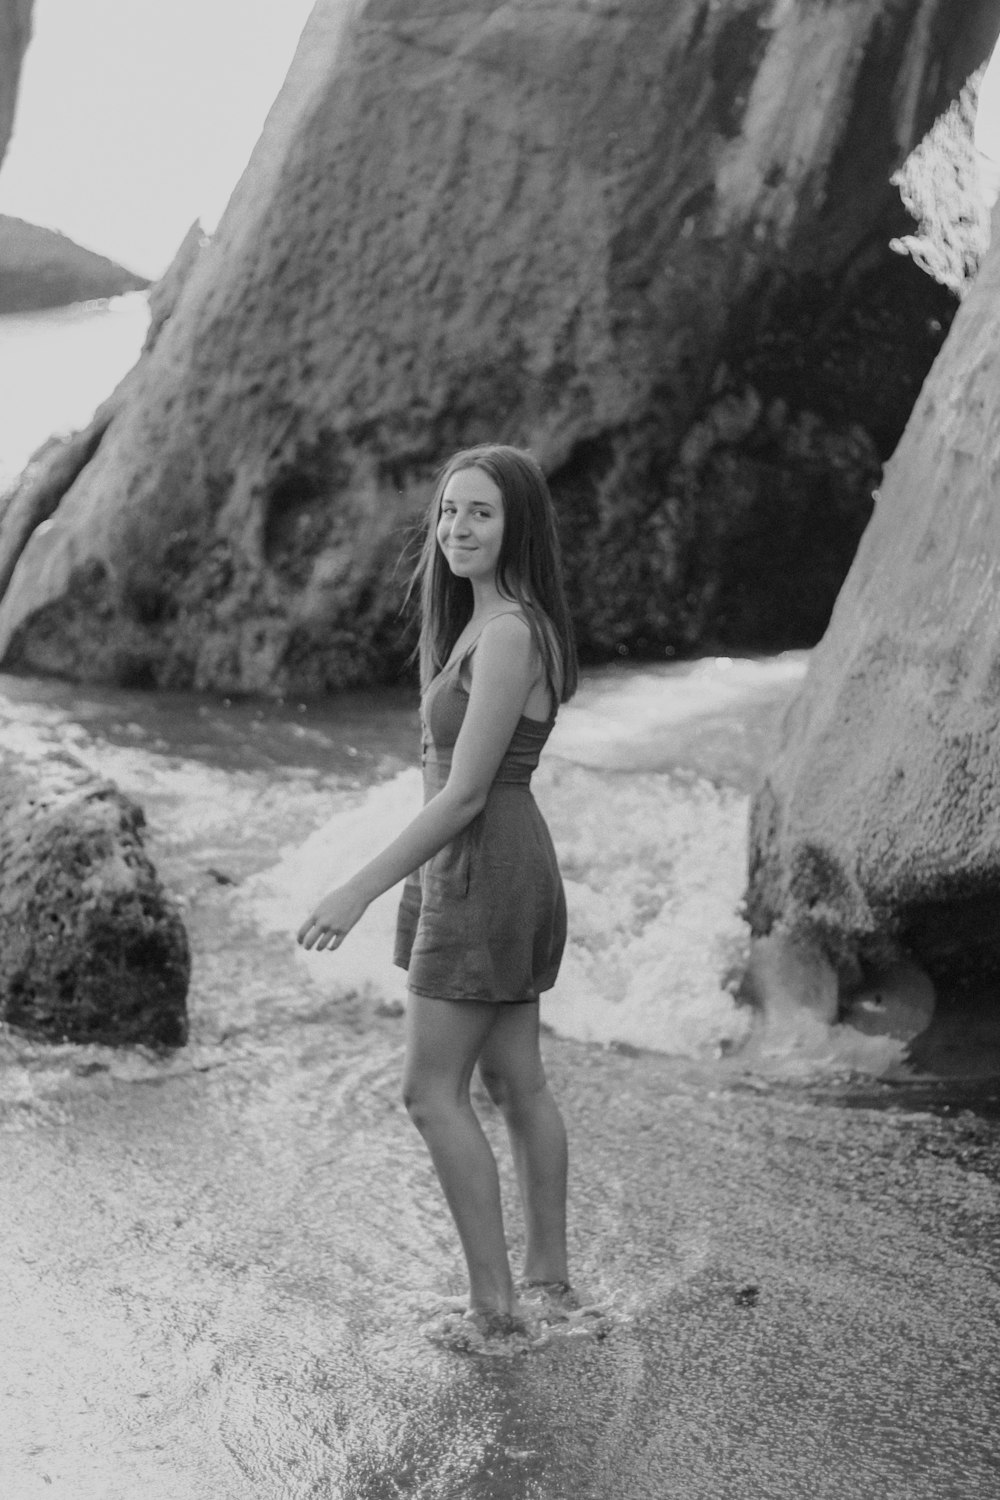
0, 0, 316, 277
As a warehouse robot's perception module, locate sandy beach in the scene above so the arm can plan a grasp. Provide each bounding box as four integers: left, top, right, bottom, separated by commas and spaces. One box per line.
1, 665, 998, 1498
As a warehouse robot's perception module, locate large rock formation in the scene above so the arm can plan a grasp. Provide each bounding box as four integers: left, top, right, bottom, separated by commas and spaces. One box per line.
0, 0, 32, 171
0, 0, 996, 695
0, 216, 149, 312
745, 200, 1000, 1049
0, 749, 190, 1046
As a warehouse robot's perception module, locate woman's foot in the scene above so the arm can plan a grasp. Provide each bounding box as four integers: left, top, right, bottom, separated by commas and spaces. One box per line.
516, 1279, 613, 1338
419, 1305, 545, 1356
516, 1278, 580, 1317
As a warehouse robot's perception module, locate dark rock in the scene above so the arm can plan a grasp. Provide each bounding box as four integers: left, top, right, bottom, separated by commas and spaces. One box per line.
0, 750, 189, 1046
0, 0, 995, 692
0, 0, 32, 173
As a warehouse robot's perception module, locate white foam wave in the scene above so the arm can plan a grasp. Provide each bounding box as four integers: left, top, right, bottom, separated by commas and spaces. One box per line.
247, 655, 813, 1056
547, 654, 806, 770
249, 761, 754, 1059
248, 771, 421, 1007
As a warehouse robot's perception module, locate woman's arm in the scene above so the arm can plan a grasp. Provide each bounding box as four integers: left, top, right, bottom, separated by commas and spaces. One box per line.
298, 613, 538, 950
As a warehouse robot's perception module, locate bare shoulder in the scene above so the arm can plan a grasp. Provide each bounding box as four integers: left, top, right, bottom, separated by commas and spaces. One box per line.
482, 610, 533, 643
472, 612, 537, 682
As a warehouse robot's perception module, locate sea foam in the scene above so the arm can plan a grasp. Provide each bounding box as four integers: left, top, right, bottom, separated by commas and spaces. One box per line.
250, 656, 808, 1057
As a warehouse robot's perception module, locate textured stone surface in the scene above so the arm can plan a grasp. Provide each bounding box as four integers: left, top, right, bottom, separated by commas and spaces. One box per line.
0, 751, 189, 1046
0, 0, 995, 693
746, 200, 1000, 1022
0, 0, 32, 172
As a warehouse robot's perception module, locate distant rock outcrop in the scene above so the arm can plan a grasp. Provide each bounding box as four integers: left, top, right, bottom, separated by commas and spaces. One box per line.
0, 0, 32, 172
0, 748, 190, 1046
745, 201, 1000, 1050
0, 0, 995, 694
0, 215, 149, 312
0, 226, 198, 600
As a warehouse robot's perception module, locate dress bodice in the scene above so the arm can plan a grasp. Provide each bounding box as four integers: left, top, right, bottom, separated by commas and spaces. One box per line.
395, 616, 567, 1004
420, 647, 555, 790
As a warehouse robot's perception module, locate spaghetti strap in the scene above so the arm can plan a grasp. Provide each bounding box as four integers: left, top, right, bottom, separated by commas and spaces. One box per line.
440, 610, 530, 675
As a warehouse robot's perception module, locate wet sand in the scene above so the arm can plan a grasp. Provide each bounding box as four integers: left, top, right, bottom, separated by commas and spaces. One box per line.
1, 669, 999, 1497
3, 940, 998, 1498
4, 859, 1000, 1496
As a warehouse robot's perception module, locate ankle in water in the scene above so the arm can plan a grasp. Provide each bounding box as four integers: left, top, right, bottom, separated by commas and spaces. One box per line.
517, 1278, 580, 1311
469, 1308, 528, 1338
419, 1306, 544, 1356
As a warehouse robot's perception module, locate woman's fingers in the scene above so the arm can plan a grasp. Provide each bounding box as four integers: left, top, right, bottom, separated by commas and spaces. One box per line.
297, 884, 366, 949
296, 917, 344, 950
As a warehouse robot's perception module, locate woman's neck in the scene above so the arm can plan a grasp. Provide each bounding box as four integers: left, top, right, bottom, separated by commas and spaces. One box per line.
468, 577, 509, 620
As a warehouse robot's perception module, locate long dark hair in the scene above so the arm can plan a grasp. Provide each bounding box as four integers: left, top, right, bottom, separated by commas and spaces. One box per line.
409, 444, 578, 702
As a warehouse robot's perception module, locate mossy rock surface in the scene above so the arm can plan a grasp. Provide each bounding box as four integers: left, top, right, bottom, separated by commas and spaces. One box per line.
0, 753, 189, 1046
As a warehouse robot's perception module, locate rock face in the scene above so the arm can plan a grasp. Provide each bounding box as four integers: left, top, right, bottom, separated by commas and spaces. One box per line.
0, 216, 149, 312
0, 0, 995, 694
745, 201, 1000, 1040
0, 0, 32, 172
0, 750, 189, 1046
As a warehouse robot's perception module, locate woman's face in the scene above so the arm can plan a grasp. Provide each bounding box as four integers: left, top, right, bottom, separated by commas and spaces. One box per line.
436, 467, 505, 584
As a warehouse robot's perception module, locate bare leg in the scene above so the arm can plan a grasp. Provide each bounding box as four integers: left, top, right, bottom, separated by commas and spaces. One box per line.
402, 992, 517, 1318
477, 1003, 569, 1286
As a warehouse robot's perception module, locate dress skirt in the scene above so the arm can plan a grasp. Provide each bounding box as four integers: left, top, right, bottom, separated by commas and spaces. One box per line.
393, 782, 566, 1005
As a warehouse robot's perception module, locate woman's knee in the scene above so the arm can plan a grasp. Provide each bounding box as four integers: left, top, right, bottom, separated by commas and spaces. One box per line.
401, 1066, 432, 1129
402, 1067, 460, 1132
477, 1062, 507, 1108
478, 1062, 546, 1117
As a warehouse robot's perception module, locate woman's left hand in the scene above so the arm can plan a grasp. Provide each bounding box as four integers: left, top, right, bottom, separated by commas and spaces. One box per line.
297, 882, 369, 951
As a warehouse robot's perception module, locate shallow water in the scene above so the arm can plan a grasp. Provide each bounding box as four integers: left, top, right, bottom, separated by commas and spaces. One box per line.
1, 654, 813, 1063
3, 1020, 999, 1499
0, 293, 150, 487
2, 661, 1000, 1497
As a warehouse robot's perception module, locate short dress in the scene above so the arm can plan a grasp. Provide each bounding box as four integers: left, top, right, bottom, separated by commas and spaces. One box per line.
393, 622, 567, 1004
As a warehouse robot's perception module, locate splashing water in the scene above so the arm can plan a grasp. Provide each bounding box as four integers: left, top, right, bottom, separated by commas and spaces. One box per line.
249, 655, 809, 1060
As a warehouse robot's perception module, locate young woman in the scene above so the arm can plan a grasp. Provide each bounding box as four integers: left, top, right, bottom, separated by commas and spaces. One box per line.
297, 444, 578, 1345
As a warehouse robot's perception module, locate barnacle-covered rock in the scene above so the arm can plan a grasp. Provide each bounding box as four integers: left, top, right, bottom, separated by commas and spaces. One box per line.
0, 751, 189, 1046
